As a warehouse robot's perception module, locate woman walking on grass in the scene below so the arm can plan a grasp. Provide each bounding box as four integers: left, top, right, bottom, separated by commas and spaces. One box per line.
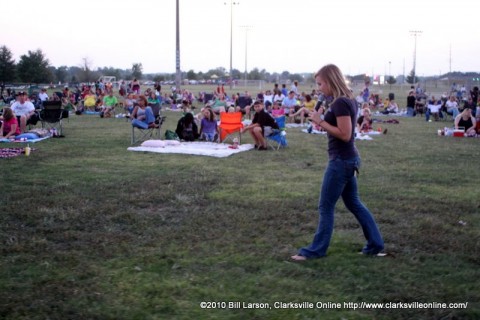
291, 64, 384, 261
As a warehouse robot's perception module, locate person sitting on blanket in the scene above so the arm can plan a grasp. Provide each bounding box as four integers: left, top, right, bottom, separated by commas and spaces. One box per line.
95, 99, 104, 113
102, 91, 118, 118
289, 94, 316, 125
11, 91, 37, 133
176, 112, 199, 141
131, 95, 158, 129
199, 108, 219, 142
382, 99, 399, 114
455, 107, 477, 137
358, 102, 370, 117
241, 101, 279, 150
357, 107, 373, 133
0, 107, 21, 139
83, 91, 97, 112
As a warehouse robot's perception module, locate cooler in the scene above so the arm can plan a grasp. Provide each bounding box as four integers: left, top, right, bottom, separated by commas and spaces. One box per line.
453, 127, 465, 137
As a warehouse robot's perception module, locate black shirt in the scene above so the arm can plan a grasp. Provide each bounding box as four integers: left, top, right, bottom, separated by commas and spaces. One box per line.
407, 95, 416, 108
324, 97, 358, 160
252, 109, 279, 130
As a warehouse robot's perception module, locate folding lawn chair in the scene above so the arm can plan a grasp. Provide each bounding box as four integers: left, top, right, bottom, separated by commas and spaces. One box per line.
266, 115, 287, 150
39, 100, 65, 135
131, 104, 166, 145
218, 112, 243, 143
203, 93, 214, 106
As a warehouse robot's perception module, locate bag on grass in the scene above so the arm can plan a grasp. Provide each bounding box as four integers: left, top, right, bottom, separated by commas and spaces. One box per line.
165, 130, 179, 140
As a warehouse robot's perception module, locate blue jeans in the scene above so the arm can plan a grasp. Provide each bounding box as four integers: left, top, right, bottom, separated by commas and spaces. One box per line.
299, 156, 384, 258
447, 108, 459, 118
131, 107, 155, 129
201, 132, 216, 141
406, 107, 415, 117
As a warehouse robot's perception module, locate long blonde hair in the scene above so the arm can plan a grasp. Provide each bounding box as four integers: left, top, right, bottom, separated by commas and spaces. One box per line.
315, 64, 353, 100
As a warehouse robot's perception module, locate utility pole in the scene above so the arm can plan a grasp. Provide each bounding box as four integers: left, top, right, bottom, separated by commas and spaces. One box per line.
410, 30, 422, 84
175, 0, 181, 92
449, 43, 452, 74
225, 1, 239, 90
240, 25, 252, 89
389, 61, 392, 90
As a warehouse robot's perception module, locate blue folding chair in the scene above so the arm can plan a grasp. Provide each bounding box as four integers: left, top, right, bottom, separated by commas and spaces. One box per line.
266, 115, 287, 150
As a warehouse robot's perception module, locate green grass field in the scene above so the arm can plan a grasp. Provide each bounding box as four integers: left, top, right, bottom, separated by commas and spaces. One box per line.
1, 109, 479, 319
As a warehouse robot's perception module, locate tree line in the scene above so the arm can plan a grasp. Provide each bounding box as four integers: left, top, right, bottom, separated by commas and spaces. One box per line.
0, 45, 145, 84
7, 44, 472, 86
0, 45, 312, 85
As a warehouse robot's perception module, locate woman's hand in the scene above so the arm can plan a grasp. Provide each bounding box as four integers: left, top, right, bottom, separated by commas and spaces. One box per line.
309, 111, 323, 125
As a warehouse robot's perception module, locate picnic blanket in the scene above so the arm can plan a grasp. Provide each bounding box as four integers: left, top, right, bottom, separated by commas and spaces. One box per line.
84, 111, 102, 115
128, 141, 255, 158
0, 147, 35, 159
372, 111, 408, 117
0, 128, 53, 143
0, 136, 51, 143
286, 123, 308, 128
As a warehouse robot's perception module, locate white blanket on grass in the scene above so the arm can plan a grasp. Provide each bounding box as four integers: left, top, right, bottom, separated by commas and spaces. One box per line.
128, 141, 255, 158
286, 123, 308, 128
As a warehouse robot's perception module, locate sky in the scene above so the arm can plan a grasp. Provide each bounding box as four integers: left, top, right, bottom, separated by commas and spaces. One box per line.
2, 0, 479, 77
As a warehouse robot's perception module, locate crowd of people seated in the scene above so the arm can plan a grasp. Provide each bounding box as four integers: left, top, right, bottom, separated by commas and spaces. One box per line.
3, 80, 480, 142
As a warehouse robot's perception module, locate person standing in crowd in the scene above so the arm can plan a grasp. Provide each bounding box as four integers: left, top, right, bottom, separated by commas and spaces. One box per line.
131, 78, 141, 94
406, 90, 416, 116
362, 82, 370, 104
291, 80, 299, 96
291, 64, 384, 261
470, 86, 478, 106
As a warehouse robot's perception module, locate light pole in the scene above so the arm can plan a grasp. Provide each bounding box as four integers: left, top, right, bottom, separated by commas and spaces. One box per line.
388, 61, 391, 90
410, 30, 422, 84
175, 0, 181, 92
240, 25, 252, 89
225, 1, 239, 90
